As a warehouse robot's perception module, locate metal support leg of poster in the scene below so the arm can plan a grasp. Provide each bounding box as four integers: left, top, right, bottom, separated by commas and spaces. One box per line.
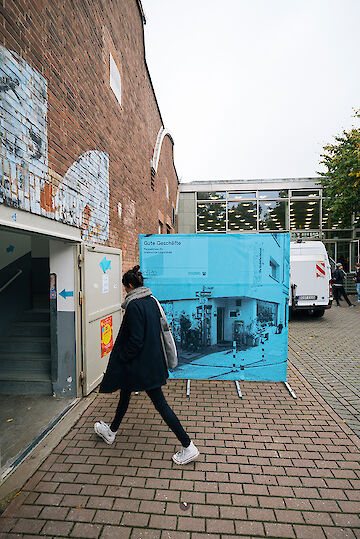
235, 381, 242, 398
284, 382, 297, 399
186, 379, 191, 397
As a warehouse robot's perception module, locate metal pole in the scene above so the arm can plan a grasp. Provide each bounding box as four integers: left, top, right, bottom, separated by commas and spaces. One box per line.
235, 381, 242, 398
186, 379, 191, 397
284, 381, 297, 399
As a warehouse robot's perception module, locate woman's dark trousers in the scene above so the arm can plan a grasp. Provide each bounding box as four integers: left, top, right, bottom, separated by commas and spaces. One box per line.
110, 387, 191, 447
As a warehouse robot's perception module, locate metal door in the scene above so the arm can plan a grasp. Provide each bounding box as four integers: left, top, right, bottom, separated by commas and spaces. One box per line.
350, 240, 360, 271
80, 244, 122, 395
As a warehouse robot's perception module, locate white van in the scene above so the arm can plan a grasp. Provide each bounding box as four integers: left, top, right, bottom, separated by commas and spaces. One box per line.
289, 241, 332, 317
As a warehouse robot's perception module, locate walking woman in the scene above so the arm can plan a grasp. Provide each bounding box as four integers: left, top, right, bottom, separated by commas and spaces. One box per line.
94, 265, 199, 465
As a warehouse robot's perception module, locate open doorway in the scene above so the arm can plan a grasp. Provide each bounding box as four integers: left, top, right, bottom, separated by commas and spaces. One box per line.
0, 227, 77, 477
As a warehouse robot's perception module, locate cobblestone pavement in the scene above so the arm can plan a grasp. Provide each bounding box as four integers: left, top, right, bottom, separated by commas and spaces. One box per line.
288, 301, 360, 438
1, 364, 360, 538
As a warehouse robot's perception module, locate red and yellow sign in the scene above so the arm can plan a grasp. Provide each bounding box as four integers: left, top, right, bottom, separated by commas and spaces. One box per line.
100, 315, 113, 358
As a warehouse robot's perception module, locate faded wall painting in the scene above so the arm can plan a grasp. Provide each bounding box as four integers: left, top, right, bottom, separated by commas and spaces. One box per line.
0, 46, 109, 243
140, 233, 290, 382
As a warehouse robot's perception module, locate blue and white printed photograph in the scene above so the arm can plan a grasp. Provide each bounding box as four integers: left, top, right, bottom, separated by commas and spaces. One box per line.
140, 233, 290, 382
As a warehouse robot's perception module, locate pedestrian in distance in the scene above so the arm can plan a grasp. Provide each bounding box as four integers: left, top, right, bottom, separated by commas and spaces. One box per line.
354, 262, 360, 303
94, 265, 199, 465
331, 263, 354, 307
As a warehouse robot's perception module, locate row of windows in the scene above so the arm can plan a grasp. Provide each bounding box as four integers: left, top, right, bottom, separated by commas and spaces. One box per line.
197, 189, 320, 201
196, 199, 358, 233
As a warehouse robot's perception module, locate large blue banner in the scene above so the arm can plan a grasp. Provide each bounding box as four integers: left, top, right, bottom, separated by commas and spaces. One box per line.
139, 233, 290, 382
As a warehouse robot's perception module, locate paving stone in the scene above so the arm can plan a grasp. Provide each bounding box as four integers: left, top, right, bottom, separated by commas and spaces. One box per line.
264, 522, 295, 537
294, 524, 327, 539
121, 511, 150, 527
1, 308, 360, 539
66, 508, 95, 523
101, 526, 131, 538
41, 520, 73, 536
70, 522, 102, 537
11, 519, 46, 534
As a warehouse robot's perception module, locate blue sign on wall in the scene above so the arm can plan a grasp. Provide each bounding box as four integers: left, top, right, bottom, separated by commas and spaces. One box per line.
140, 233, 290, 382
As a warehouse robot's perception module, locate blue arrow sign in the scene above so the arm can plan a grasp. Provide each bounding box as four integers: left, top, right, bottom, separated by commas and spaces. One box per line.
99, 256, 111, 273
6, 245, 14, 253
59, 289, 74, 299
11, 213, 17, 221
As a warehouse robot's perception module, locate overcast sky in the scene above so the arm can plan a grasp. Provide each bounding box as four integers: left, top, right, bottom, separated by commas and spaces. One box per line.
141, 0, 360, 183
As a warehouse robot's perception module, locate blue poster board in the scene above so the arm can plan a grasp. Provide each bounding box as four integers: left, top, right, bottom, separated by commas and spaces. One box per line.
140, 233, 290, 382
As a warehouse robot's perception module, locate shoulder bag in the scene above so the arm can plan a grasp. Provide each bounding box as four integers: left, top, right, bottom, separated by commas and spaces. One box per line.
152, 296, 178, 370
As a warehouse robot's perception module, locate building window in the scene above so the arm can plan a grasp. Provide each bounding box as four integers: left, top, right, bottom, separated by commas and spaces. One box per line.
172, 206, 176, 227
228, 192, 256, 200
158, 221, 163, 234
197, 191, 226, 200
258, 190, 288, 199
269, 258, 279, 281
110, 52, 122, 106
151, 168, 156, 190
291, 189, 320, 197
228, 201, 257, 230
257, 300, 278, 324
166, 183, 169, 199
259, 200, 288, 230
322, 205, 352, 230
290, 200, 320, 230
197, 202, 226, 232
166, 224, 171, 234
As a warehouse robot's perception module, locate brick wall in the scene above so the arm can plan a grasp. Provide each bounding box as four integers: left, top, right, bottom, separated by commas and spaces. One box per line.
0, 0, 178, 270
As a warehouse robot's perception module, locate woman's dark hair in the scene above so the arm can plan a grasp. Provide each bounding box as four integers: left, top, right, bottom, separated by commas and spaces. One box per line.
122, 265, 144, 288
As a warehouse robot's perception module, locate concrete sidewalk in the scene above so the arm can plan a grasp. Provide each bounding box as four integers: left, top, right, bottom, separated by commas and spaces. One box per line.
1, 364, 359, 538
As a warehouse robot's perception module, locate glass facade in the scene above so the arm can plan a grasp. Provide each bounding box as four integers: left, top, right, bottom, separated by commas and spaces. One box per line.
258, 190, 288, 199
189, 187, 359, 270
291, 189, 320, 197
290, 200, 320, 230
228, 201, 257, 230
197, 202, 226, 232
195, 189, 324, 234
197, 191, 226, 200
259, 200, 288, 230
228, 192, 256, 200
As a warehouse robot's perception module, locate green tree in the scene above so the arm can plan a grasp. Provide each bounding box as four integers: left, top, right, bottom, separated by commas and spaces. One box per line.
319, 110, 360, 226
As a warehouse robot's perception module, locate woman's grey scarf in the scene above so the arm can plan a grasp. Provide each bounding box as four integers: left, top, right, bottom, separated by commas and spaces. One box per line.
121, 286, 152, 309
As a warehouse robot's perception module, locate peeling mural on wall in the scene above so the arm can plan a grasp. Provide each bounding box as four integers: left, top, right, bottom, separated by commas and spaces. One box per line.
0, 46, 109, 243
0, 46, 48, 213
55, 151, 109, 242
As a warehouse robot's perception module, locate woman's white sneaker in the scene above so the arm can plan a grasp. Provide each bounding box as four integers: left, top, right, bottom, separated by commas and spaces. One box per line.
172, 441, 199, 465
94, 421, 116, 445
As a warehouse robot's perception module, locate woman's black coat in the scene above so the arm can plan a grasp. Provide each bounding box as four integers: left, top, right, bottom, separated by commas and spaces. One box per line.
99, 296, 168, 393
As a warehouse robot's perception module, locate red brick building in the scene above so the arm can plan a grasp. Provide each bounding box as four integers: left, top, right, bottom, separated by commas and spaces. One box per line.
0, 1, 178, 404
0, 0, 178, 270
